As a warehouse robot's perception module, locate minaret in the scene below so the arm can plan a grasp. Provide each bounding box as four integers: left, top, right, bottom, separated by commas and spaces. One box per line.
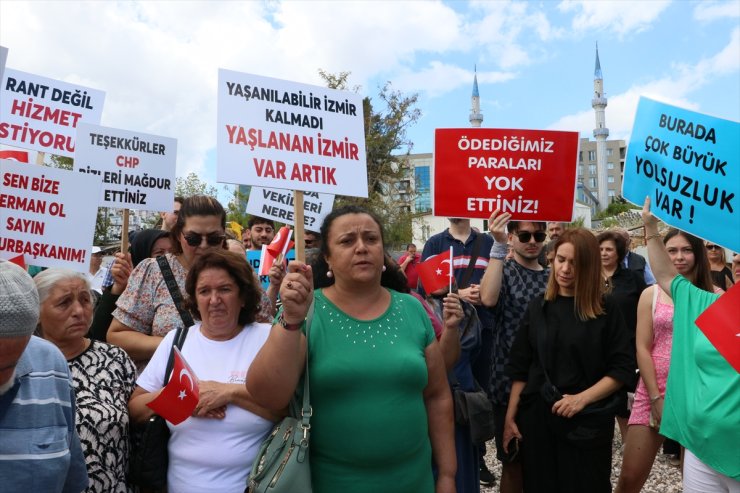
592, 43, 610, 210
469, 66, 483, 127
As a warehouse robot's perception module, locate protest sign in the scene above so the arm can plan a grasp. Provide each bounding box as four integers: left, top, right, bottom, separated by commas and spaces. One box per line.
246, 186, 333, 231
623, 97, 739, 252
247, 248, 295, 291
0, 69, 105, 157
217, 69, 367, 197
74, 123, 177, 211
434, 128, 579, 221
0, 46, 7, 83
0, 159, 102, 271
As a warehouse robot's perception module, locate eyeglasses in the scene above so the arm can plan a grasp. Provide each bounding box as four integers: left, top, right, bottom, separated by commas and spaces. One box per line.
183, 231, 226, 247
706, 244, 721, 251
516, 231, 547, 243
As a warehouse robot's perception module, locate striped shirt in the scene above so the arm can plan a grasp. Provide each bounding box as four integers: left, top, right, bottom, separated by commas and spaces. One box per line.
0, 337, 88, 492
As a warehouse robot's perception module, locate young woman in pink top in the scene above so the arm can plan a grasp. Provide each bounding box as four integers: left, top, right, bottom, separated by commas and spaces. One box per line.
615, 229, 716, 493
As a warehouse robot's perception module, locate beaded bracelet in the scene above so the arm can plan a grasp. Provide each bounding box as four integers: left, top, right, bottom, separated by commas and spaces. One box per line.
645, 232, 662, 241
650, 394, 663, 404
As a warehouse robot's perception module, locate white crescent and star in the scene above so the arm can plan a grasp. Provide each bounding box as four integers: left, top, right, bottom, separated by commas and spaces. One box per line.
180, 368, 195, 392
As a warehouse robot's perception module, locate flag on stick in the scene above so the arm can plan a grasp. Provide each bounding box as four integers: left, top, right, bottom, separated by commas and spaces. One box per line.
418, 248, 454, 294
146, 347, 200, 425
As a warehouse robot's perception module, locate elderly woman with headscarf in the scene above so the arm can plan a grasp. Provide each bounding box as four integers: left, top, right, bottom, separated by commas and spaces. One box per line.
89, 228, 172, 342
34, 268, 136, 492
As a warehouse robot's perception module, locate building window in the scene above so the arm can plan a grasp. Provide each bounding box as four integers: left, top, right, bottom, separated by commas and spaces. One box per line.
608, 190, 616, 198
579, 151, 583, 162
589, 165, 596, 175
578, 165, 584, 177
608, 162, 614, 170
588, 150, 596, 161
589, 178, 597, 188
607, 148, 613, 157
608, 176, 615, 183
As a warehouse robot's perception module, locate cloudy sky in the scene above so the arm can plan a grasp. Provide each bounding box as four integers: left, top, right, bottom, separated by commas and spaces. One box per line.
1, 0, 738, 198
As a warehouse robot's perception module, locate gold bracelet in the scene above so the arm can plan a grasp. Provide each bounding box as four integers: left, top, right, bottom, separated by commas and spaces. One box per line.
645, 232, 662, 241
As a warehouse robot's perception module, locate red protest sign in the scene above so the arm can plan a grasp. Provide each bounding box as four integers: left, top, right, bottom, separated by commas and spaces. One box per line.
146, 347, 200, 425
434, 128, 579, 221
695, 283, 740, 373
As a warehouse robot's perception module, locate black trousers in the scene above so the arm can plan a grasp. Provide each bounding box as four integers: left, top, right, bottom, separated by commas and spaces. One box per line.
517, 395, 614, 493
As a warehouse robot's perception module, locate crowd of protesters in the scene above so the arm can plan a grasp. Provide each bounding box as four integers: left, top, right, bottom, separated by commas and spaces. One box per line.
1, 193, 738, 493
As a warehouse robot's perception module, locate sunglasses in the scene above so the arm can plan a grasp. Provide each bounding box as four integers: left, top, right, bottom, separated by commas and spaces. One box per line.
183, 231, 226, 247
516, 231, 547, 243
706, 244, 721, 251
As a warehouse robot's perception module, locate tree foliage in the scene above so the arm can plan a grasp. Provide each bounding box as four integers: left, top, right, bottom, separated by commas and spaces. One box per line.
176, 172, 218, 198
318, 70, 421, 249
594, 196, 632, 219
225, 186, 251, 227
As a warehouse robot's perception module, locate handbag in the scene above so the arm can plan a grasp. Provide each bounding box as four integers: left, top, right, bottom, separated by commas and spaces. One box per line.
129, 256, 193, 489
129, 325, 189, 489
452, 382, 496, 444
248, 298, 315, 493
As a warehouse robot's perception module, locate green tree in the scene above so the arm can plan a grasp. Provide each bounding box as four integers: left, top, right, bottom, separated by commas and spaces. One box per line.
176, 172, 218, 198
594, 196, 633, 219
225, 186, 251, 227
318, 70, 421, 249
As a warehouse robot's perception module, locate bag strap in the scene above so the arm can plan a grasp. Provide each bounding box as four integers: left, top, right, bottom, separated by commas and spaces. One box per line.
299, 296, 316, 431
156, 255, 195, 328
533, 299, 557, 389
163, 325, 189, 387
459, 232, 485, 289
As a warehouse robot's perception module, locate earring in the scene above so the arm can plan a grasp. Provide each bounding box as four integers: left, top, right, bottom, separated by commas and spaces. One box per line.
382, 265, 386, 272
326, 270, 333, 278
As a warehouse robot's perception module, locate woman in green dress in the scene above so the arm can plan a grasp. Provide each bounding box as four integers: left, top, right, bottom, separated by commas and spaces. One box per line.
248, 205, 458, 493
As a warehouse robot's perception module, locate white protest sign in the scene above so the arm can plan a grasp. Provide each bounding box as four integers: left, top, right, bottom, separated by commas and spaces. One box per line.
0, 159, 102, 271
217, 69, 367, 197
0, 68, 105, 157
0, 46, 8, 84
74, 123, 177, 211
246, 186, 334, 231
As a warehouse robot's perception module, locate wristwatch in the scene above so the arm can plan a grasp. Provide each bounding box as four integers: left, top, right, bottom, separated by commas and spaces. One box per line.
278, 312, 303, 331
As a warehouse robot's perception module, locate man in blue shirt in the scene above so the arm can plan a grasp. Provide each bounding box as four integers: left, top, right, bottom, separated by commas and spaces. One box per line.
0, 260, 88, 492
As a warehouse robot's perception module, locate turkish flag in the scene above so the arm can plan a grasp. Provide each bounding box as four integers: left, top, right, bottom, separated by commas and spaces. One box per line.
8, 255, 25, 269
267, 226, 293, 257
695, 283, 740, 373
418, 250, 454, 294
146, 347, 200, 425
0, 150, 29, 162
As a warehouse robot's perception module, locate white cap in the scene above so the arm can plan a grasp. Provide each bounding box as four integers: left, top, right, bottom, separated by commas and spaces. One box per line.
0, 260, 40, 338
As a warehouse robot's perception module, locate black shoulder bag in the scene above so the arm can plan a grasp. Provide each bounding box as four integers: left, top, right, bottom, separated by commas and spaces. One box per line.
129, 256, 193, 490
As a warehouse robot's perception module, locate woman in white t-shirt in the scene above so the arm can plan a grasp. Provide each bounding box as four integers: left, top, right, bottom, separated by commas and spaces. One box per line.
129, 249, 281, 493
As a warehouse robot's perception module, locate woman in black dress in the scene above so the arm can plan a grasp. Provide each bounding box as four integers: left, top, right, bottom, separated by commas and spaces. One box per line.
503, 228, 635, 493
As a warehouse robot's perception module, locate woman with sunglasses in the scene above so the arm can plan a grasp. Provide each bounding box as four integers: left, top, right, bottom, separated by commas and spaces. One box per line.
108, 195, 228, 372
706, 243, 734, 291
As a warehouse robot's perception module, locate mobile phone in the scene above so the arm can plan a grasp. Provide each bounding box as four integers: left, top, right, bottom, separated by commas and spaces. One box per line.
505, 437, 520, 462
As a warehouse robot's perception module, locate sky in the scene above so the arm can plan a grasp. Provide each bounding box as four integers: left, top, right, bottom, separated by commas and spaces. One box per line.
1, 0, 738, 203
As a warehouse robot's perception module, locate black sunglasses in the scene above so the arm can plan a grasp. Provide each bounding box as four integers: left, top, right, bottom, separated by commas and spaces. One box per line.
183, 231, 226, 247
705, 244, 721, 251
516, 231, 547, 243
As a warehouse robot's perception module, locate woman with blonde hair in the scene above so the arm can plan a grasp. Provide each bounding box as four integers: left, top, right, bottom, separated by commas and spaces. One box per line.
503, 228, 634, 493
